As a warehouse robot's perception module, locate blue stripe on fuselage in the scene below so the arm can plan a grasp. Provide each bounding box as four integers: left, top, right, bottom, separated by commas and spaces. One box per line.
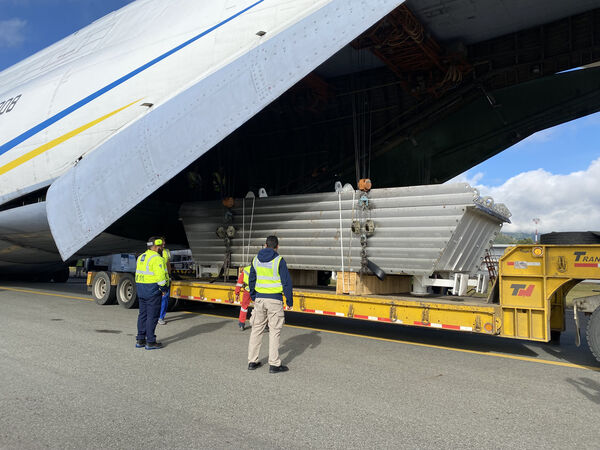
0, 0, 264, 157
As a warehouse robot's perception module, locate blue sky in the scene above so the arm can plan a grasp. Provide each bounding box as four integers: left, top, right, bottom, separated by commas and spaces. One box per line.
1, 0, 599, 232
0, 1, 134, 69
462, 111, 600, 187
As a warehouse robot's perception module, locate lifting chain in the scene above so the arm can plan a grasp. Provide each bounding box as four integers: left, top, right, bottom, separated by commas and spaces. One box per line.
353, 180, 375, 274
216, 205, 236, 282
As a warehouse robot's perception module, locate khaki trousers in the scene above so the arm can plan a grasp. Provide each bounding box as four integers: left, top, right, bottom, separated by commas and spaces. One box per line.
248, 297, 285, 367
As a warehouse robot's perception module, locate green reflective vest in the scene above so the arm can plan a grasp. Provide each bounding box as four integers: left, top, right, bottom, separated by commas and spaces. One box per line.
252, 256, 283, 294
163, 248, 171, 281
135, 250, 167, 286
242, 265, 250, 292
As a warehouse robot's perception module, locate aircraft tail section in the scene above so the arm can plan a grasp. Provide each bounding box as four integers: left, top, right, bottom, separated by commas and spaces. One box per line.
47, 0, 404, 260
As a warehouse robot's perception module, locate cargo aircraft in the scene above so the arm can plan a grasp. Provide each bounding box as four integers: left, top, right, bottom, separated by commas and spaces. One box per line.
1, 0, 599, 278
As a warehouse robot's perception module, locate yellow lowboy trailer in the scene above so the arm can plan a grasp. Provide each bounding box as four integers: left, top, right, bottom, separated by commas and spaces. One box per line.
167, 245, 600, 363
87, 244, 600, 362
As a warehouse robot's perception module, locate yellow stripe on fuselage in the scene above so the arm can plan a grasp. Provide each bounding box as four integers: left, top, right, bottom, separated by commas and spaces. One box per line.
0, 99, 141, 177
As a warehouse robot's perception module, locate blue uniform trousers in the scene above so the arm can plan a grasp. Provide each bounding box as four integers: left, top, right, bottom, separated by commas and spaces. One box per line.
136, 293, 162, 343
159, 292, 169, 320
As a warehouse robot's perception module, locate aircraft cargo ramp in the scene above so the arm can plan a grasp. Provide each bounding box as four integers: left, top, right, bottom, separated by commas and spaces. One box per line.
44, 0, 405, 260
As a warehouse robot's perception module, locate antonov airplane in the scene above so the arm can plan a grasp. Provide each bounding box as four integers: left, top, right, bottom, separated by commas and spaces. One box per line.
0, 0, 404, 278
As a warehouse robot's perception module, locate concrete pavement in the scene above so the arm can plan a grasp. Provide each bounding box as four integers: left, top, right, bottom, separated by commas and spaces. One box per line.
1, 281, 600, 449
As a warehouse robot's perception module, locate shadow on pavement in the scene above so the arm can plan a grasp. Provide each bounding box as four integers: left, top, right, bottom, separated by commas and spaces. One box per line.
276, 309, 600, 368
537, 314, 600, 367
538, 340, 595, 367
280, 331, 322, 364
160, 313, 196, 324
160, 319, 230, 345
566, 377, 600, 404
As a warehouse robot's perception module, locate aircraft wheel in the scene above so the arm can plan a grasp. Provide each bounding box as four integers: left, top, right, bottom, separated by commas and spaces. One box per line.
44, 266, 69, 283
51, 267, 70, 283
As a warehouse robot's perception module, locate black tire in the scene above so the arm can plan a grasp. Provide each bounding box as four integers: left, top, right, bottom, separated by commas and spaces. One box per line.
586, 307, 600, 363
92, 272, 116, 305
116, 274, 138, 309
51, 267, 70, 283
540, 232, 600, 245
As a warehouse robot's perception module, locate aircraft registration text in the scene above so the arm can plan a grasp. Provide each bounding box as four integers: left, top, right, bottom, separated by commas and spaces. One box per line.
0, 95, 22, 116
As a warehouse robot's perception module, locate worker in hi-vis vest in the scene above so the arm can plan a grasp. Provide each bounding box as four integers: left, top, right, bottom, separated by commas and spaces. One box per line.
135, 237, 168, 350
235, 265, 252, 330
247, 235, 293, 373
158, 240, 172, 325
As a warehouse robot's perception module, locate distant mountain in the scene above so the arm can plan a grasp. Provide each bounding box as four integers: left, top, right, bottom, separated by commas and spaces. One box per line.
494, 231, 536, 244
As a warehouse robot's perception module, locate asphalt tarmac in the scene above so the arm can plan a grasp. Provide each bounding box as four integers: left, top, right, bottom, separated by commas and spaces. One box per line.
1, 280, 600, 449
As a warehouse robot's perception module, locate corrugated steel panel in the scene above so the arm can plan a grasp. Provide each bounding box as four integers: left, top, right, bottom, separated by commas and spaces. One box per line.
181, 183, 510, 276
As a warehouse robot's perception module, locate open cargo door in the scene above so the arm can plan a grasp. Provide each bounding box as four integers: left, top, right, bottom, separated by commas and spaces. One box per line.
47, 0, 405, 260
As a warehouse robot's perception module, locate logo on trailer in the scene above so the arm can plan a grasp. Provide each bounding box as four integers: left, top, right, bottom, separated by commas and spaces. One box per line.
510, 284, 535, 296
573, 251, 600, 268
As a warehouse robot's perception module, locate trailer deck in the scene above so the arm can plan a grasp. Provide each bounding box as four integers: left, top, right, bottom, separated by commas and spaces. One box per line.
170, 280, 501, 336
168, 245, 600, 348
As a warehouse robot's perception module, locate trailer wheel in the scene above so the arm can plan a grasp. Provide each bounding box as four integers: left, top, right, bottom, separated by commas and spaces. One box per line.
586, 307, 600, 363
93, 272, 116, 305
117, 274, 138, 309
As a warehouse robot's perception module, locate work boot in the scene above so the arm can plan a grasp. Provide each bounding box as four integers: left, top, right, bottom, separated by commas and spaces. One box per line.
135, 339, 146, 348
238, 322, 245, 331
145, 341, 163, 350
269, 365, 289, 374
248, 361, 262, 370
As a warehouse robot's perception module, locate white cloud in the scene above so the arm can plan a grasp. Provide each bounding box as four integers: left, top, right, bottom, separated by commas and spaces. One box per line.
448, 170, 484, 186
452, 158, 600, 234
0, 18, 27, 48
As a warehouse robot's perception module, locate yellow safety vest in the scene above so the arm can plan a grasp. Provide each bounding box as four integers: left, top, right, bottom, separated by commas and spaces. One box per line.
252, 256, 283, 294
163, 248, 171, 281
243, 265, 250, 292
135, 250, 167, 286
